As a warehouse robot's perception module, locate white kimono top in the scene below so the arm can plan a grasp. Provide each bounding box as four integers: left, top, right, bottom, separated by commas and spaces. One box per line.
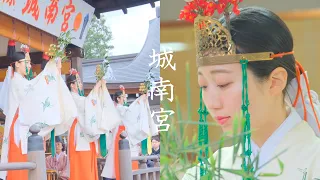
0, 61, 77, 179
70, 85, 122, 151
102, 96, 158, 178
183, 108, 320, 180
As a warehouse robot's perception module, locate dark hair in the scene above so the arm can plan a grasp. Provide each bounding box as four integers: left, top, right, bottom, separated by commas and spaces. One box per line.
222, 7, 296, 91
114, 91, 123, 103
151, 135, 160, 142
66, 75, 76, 91
11, 52, 26, 71
55, 136, 66, 152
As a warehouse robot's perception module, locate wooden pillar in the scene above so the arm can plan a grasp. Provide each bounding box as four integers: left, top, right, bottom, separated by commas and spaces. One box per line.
67, 45, 84, 81
71, 57, 83, 80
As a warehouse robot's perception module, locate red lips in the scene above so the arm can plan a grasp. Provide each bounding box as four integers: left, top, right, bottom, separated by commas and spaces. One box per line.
215, 116, 231, 125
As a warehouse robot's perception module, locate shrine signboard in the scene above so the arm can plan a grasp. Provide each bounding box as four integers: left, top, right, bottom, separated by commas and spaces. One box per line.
0, 0, 95, 48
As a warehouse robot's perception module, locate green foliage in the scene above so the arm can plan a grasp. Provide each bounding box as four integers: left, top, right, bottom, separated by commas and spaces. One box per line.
83, 15, 114, 59
95, 58, 110, 81
48, 30, 74, 62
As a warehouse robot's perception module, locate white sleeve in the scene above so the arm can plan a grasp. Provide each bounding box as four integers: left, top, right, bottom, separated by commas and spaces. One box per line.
0, 66, 12, 114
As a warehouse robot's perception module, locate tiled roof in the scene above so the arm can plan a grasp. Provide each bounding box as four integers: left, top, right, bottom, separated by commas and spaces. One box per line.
83, 8, 160, 84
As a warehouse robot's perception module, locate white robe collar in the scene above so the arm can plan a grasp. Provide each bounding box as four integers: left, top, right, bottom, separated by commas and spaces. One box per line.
251, 108, 302, 175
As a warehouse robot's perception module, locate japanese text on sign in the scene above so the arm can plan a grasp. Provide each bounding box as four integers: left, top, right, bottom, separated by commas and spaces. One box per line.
22, 0, 40, 21
61, 0, 75, 32
0, 0, 94, 48
45, 0, 59, 24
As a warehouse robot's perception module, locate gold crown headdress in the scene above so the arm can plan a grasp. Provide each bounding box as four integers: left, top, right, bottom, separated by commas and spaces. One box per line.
179, 0, 280, 67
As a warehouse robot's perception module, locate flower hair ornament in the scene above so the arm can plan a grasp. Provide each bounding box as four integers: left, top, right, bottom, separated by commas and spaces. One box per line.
179, 0, 320, 177
69, 68, 84, 96
20, 44, 33, 80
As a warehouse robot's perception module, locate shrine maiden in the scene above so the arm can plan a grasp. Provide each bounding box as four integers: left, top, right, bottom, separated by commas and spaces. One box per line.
0, 52, 77, 180
66, 69, 121, 180
181, 5, 320, 180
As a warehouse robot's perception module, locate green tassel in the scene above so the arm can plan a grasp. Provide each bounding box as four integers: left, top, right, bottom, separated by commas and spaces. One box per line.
99, 134, 107, 157
141, 138, 148, 155
25, 61, 32, 80
124, 101, 129, 107
240, 59, 253, 178
51, 129, 55, 156
78, 88, 84, 96
198, 88, 209, 177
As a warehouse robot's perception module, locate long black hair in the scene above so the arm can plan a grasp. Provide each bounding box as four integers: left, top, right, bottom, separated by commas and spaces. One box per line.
114, 91, 123, 103
221, 7, 296, 92
66, 75, 77, 91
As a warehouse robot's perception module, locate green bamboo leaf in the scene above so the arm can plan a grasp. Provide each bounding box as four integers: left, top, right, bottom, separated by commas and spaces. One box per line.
160, 156, 171, 164
259, 173, 282, 177
219, 168, 252, 178
200, 173, 213, 180
231, 115, 241, 165
258, 159, 284, 177
217, 135, 226, 179
186, 62, 192, 121
256, 150, 287, 171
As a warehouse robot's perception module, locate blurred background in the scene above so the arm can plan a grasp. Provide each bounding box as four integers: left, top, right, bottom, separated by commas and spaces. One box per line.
160, 0, 320, 154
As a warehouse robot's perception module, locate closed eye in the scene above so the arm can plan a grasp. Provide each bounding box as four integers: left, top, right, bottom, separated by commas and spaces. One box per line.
217, 83, 231, 88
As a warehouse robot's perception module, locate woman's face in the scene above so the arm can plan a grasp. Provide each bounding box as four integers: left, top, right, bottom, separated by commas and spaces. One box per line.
117, 95, 125, 105
71, 78, 83, 93
198, 63, 273, 133
15, 59, 31, 76
56, 142, 63, 152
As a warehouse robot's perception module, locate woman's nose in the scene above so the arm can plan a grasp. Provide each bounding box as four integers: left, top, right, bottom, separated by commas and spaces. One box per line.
204, 87, 222, 110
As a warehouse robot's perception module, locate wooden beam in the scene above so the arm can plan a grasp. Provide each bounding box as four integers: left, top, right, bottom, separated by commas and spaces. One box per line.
160, 20, 191, 28
118, 0, 128, 14
149, 0, 155, 8
94, 10, 101, 19
160, 9, 320, 28
122, 8, 128, 14
0, 12, 57, 55
66, 44, 84, 58
0, 61, 71, 82
278, 9, 320, 20
95, 0, 157, 14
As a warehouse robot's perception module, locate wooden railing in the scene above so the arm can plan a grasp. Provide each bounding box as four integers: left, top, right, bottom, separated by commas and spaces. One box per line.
0, 124, 47, 180
0, 125, 160, 180
131, 155, 160, 180
97, 133, 160, 180
118, 133, 160, 180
